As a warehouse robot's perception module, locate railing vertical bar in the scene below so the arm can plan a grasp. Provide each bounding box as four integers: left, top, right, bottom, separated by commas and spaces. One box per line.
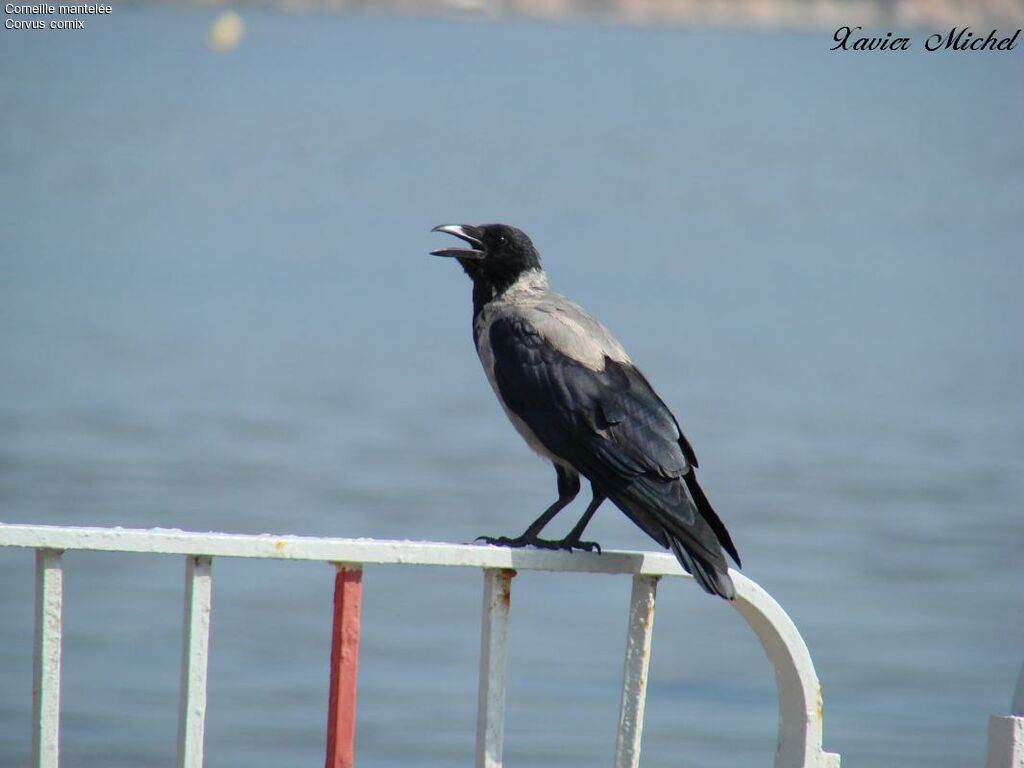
177, 555, 213, 768
1012, 661, 1024, 717
325, 565, 363, 768
32, 548, 64, 768
475, 568, 515, 768
613, 574, 659, 768
984, 661, 1024, 768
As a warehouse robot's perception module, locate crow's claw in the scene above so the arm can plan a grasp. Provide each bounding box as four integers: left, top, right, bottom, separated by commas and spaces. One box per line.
559, 538, 601, 553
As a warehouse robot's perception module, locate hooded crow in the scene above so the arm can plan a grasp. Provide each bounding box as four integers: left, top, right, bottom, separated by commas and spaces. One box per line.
431, 223, 741, 599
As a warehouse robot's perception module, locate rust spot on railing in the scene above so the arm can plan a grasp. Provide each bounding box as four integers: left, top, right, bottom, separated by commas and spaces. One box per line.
497, 569, 516, 609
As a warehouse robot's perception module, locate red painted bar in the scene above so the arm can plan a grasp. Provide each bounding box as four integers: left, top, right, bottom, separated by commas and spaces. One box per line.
325, 565, 363, 768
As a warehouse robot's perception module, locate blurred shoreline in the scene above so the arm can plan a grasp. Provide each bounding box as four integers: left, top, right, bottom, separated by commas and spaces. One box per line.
167, 0, 1024, 30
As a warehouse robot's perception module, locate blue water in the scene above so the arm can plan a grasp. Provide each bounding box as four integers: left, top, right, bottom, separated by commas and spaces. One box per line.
1, 10, 1022, 767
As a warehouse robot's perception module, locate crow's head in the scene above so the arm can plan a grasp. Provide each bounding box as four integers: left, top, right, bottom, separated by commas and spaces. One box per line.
430, 223, 541, 290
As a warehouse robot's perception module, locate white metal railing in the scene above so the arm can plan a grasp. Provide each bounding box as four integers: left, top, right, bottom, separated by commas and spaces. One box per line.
2, 523, 842, 768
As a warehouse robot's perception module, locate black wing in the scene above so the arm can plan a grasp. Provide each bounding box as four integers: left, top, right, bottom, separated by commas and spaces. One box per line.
489, 315, 740, 598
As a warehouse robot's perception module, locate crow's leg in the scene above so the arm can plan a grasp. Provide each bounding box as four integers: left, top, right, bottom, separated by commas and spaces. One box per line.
477, 466, 580, 549
554, 487, 605, 553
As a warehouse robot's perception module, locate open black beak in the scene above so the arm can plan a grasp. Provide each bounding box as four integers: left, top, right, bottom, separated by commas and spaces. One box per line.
431, 224, 486, 260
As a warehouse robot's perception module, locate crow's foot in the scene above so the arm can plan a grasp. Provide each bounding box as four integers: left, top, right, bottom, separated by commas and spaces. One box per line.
476, 535, 601, 553
476, 535, 563, 549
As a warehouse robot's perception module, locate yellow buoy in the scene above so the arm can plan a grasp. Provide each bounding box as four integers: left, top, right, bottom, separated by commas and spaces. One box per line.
208, 11, 244, 52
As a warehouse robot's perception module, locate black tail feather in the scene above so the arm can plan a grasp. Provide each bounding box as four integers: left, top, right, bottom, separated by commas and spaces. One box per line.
683, 471, 741, 567
607, 472, 738, 601
668, 535, 736, 599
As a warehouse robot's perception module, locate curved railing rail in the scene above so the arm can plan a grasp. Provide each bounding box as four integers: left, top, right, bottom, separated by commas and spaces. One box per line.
0, 523, 841, 768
